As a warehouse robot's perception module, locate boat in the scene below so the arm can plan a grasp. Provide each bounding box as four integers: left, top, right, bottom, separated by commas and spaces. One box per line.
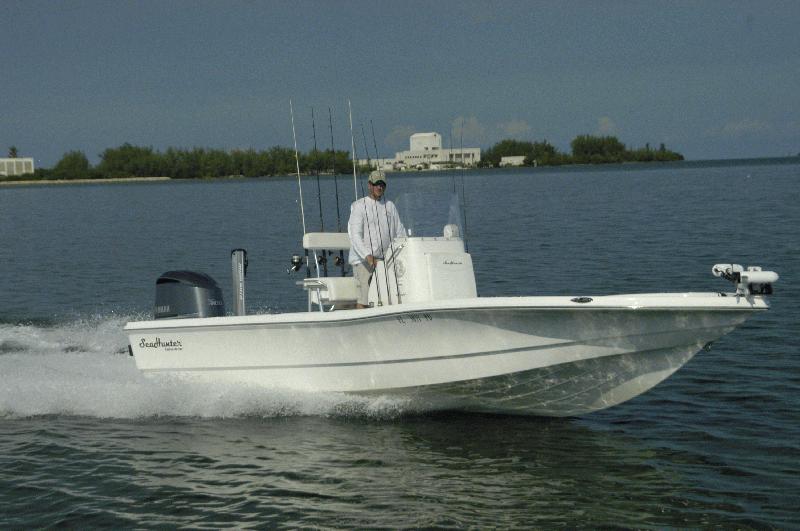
124, 192, 778, 417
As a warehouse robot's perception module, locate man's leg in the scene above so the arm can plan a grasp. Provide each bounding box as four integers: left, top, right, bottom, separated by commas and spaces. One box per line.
353, 262, 371, 309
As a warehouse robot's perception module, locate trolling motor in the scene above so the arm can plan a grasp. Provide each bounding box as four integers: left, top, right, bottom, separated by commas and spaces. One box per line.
712, 264, 779, 296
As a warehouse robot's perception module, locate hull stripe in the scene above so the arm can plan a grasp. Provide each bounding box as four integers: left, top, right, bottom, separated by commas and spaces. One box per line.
139, 323, 731, 373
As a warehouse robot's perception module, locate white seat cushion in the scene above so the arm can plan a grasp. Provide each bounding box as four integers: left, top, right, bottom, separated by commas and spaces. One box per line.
303, 232, 351, 250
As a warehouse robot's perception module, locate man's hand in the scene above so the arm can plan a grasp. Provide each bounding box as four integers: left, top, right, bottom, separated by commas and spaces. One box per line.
366, 255, 376, 269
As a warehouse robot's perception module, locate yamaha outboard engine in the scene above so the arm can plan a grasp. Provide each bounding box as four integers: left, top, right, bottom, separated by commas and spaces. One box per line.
154, 271, 225, 319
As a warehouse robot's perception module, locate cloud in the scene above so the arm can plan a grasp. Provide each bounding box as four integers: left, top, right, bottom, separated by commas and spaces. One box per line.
596, 116, 617, 135
384, 125, 416, 151
451, 116, 488, 146
497, 119, 532, 138
708, 119, 772, 138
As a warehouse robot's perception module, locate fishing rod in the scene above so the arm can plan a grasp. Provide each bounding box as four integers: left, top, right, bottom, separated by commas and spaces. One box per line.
362, 122, 392, 304
329, 108, 342, 232
311, 107, 325, 233
347, 100, 358, 201
459, 118, 470, 252
290, 100, 307, 234
347, 101, 383, 306
290, 100, 310, 278
371, 119, 402, 304
449, 125, 456, 193
311, 107, 328, 277
360, 123, 370, 171
328, 107, 345, 276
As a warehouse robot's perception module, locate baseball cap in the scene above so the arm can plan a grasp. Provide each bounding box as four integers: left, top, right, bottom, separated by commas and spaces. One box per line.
368, 170, 387, 185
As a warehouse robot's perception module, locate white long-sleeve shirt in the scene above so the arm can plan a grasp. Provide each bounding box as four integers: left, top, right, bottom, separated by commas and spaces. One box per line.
347, 196, 406, 265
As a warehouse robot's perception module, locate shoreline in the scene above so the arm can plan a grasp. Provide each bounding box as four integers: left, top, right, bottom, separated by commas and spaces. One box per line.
0, 176, 172, 187
2, 155, 797, 187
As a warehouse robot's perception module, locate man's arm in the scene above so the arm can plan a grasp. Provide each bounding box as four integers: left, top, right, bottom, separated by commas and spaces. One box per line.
348, 201, 372, 263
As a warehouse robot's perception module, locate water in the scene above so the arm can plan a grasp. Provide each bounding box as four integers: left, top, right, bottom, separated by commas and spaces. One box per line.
1, 160, 799, 528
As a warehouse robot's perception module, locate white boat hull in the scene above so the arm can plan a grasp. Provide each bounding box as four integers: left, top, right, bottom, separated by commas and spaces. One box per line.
125, 293, 766, 416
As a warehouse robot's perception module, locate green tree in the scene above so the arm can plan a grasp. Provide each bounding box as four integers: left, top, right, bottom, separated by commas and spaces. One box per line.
37, 143, 355, 181
524, 140, 561, 165
481, 135, 682, 168
199, 148, 232, 177
96, 144, 161, 178
570, 135, 626, 163
175, 148, 203, 179
231, 149, 255, 177
8, 146, 18, 158
482, 139, 534, 166
624, 141, 683, 162
53, 151, 92, 179
266, 146, 297, 175
482, 138, 568, 167
304, 148, 331, 174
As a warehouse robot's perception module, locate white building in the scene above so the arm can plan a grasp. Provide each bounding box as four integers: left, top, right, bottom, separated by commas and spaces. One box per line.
0, 158, 35, 177
396, 132, 480, 170
410, 132, 442, 152
359, 132, 481, 171
363, 158, 396, 171
500, 155, 526, 167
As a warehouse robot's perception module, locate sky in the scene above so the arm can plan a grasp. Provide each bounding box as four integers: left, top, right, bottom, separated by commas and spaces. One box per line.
3, 0, 799, 167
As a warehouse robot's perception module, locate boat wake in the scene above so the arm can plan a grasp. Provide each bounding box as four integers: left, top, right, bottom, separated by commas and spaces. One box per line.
0, 315, 415, 420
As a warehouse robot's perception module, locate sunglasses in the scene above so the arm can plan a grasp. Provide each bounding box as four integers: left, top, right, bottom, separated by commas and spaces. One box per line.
371, 181, 386, 187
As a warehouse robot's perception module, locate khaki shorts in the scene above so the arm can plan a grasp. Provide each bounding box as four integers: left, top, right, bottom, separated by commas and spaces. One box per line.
352, 262, 372, 306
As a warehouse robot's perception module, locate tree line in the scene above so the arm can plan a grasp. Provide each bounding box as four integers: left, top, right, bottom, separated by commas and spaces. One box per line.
480, 135, 683, 167
18, 144, 355, 181
5, 134, 684, 182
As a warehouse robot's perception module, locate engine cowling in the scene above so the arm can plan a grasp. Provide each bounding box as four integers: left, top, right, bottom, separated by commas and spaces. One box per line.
154, 271, 225, 319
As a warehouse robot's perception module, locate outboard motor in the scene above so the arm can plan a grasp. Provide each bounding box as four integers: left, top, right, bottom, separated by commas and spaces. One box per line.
154, 271, 225, 319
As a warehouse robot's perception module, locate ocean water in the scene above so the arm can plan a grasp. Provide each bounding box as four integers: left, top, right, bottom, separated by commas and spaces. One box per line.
1, 160, 799, 528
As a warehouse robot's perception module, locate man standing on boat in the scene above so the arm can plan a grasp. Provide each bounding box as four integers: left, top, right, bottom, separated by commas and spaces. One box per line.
348, 170, 406, 308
